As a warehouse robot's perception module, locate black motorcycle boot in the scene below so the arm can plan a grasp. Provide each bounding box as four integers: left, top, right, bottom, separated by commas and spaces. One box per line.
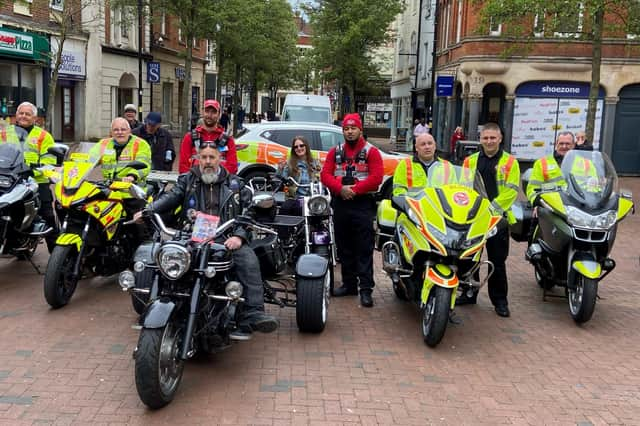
359, 291, 374, 308
241, 308, 279, 333
333, 285, 358, 297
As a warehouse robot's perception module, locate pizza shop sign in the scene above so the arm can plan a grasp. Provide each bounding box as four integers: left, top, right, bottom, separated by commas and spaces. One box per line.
0, 29, 34, 57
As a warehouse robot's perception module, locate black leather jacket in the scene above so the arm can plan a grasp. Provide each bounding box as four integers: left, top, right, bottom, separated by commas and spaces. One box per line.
149, 167, 252, 242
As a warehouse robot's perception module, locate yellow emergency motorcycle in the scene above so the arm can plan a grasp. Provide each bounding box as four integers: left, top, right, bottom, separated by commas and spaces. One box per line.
43, 143, 148, 308
376, 163, 502, 347
522, 150, 634, 323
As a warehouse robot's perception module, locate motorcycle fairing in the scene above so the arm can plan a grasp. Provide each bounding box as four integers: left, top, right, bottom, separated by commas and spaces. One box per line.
55, 233, 82, 251
56, 180, 102, 208
539, 192, 566, 216
295, 253, 329, 279
0, 182, 34, 208
420, 264, 459, 307
617, 197, 634, 221
84, 200, 123, 239
572, 259, 601, 280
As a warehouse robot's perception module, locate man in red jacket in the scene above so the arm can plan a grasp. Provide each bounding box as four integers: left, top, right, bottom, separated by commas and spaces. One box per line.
321, 113, 383, 307
178, 99, 238, 174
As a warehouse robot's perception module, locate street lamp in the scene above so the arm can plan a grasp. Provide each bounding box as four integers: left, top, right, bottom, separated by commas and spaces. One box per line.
137, 0, 143, 122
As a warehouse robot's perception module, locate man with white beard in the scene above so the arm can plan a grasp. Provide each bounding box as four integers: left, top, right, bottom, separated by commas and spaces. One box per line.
134, 143, 278, 339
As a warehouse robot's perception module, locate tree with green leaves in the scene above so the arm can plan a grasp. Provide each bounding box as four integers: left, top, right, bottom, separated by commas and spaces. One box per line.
476, 0, 640, 146
45, 0, 99, 131
305, 0, 403, 115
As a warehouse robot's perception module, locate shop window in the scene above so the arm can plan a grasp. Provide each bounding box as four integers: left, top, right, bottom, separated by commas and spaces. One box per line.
14, 0, 32, 16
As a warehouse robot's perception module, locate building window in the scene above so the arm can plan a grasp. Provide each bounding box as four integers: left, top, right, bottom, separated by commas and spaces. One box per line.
178, 27, 183, 43
456, 0, 463, 43
444, 1, 451, 46
421, 42, 429, 80
13, 0, 32, 16
160, 13, 166, 35
533, 13, 545, 37
489, 17, 502, 36
410, 32, 417, 69
397, 39, 405, 72
554, 2, 583, 37
111, 8, 134, 46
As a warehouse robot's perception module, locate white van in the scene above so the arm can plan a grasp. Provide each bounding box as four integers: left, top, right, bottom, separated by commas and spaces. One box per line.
281, 94, 332, 124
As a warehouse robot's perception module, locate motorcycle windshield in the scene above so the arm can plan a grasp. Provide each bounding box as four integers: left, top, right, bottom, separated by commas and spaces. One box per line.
426, 162, 489, 199
0, 126, 30, 173
61, 142, 103, 189
561, 150, 618, 209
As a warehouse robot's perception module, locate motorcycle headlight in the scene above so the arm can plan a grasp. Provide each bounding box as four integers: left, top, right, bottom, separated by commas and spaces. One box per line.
566, 206, 617, 230
118, 270, 135, 290
0, 176, 12, 188
225, 281, 243, 298
156, 243, 190, 280
307, 196, 329, 215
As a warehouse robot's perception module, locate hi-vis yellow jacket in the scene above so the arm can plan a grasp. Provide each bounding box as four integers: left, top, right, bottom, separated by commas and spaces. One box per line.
526, 154, 597, 203
463, 151, 520, 225
90, 136, 151, 183
1, 124, 56, 184
392, 157, 455, 196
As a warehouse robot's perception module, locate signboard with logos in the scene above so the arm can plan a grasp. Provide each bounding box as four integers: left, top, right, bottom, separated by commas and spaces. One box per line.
436, 75, 455, 97
50, 37, 86, 79
175, 67, 186, 81
510, 81, 603, 160
0, 27, 49, 62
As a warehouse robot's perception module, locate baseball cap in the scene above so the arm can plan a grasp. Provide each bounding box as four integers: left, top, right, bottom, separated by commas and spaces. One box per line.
203, 99, 220, 111
124, 104, 137, 113
145, 111, 162, 125
342, 113, 362, 130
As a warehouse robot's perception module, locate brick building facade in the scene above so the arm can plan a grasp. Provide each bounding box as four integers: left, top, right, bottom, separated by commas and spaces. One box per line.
434, 0, 640, 173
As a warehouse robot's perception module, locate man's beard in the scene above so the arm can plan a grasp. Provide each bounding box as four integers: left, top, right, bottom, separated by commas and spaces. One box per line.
345, 135, 359, 145
201, 169, 219, 184
203, 118, 217, 127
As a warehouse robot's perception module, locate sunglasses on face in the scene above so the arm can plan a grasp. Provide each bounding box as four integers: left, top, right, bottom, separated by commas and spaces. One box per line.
200, 142, 218, 149
294, 144, 306, 149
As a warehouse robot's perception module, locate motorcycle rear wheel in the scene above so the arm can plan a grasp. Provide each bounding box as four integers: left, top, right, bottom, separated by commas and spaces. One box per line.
421, 286, 452, 348
568, 275, 598, 324
296, 271, 330, 333
43, 245, 79, 309
135, 321, 184, 409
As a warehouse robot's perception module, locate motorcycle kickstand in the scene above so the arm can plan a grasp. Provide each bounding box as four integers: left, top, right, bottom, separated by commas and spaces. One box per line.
26, 255, 42, 275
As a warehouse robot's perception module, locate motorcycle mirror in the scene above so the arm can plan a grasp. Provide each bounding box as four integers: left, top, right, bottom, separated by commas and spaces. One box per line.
48, 144, 69, 167
620, 189, 633, 200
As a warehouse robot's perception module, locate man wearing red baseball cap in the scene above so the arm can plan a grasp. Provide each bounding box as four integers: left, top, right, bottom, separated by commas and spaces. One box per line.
320, 112, 383, 307
178, 99, 238, 174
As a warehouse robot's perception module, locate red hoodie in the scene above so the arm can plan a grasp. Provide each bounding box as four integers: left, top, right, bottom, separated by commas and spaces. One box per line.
178, 125, 238, 174
320, 137, 383, 196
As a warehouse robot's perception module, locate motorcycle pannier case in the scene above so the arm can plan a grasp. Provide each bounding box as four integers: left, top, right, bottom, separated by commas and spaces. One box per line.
250, 233, 286, 276
375, 199, 397, 251
510, 200, 533, 242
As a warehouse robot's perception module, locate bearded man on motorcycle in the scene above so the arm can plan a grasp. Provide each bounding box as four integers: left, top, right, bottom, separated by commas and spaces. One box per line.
392, 133, 454, 196
134, 143, 279, 339
1, 102, 58, 252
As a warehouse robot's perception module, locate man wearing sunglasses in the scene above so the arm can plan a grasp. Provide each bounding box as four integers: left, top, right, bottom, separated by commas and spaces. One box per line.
135, 143, 278, 339
178, 99, 238, 174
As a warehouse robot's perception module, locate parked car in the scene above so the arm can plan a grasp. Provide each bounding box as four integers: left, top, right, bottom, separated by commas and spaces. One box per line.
235, 121, 406, 198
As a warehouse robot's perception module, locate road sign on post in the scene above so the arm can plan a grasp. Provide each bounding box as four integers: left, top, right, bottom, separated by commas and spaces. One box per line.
147, 62, 160, 83
436, 76, 455, 97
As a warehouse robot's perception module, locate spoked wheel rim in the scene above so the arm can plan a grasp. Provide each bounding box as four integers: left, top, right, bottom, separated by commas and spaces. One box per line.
568, 277, 584, 316
421, 296, 436, 337
158, 322, 184, 395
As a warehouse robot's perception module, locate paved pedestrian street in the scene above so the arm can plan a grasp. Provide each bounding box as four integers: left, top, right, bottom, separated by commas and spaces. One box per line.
1, 178, 639, 425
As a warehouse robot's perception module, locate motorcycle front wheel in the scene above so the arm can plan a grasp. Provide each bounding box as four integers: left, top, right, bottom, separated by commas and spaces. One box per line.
43, 245, 79, 308
421, 286, 452, 347
568, 275, 598, 324
135, 321, 185, 409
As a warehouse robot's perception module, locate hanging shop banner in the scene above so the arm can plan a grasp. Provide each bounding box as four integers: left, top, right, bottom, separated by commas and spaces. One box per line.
50, 38, 86, 79
510, 81, 603, 160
